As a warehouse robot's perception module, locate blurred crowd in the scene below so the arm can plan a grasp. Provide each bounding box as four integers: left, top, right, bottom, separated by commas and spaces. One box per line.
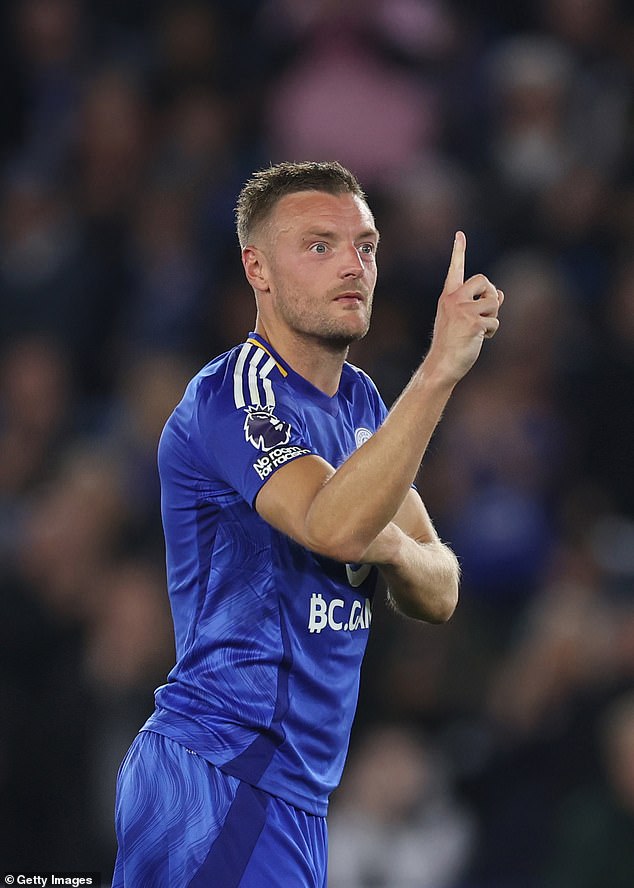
0, 0, 633, 885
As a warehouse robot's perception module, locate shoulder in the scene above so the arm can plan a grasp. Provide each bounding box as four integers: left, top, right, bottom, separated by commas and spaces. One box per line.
182, 340, 304, 450
177, 339, 290, 412
231, 338, 292, 411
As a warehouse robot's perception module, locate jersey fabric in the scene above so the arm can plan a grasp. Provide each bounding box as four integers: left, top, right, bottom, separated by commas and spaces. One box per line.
143, 332, 388, 815
113, 731, 327, 888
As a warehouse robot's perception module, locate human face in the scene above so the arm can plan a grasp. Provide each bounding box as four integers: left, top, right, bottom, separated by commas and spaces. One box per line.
258, 190, 379, 349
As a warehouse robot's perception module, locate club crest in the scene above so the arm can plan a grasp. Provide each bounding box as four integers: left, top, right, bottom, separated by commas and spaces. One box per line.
355, 427, 373, 448
244, 405, 292, 451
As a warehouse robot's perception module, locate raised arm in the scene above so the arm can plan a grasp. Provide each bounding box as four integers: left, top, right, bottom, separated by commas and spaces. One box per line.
255, 233, 502, 617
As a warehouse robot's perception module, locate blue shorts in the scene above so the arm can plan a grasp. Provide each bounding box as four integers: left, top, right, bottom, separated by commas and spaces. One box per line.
112, 730, 327, 888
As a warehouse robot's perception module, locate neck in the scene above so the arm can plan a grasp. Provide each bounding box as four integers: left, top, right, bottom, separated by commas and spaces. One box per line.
255, 319, 348, 397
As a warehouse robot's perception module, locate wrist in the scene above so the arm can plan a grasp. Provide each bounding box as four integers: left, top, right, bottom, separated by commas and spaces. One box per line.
417, 353, 461, 394
403, 359, 457, 415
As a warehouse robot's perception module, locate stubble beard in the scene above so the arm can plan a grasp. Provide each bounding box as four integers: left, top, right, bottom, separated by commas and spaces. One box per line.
277, 291, 373, 355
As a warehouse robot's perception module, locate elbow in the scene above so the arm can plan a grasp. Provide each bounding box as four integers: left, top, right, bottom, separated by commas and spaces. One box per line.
305, 534, 369, 565
429, 550, 461, 622
302, 520, 373, 565
427, 581, 459, 623
433, 566, 461, 623
391, 573, 460, 624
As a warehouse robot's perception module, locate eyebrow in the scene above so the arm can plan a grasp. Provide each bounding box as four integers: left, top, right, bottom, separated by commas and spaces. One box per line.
303, 228, 380, 241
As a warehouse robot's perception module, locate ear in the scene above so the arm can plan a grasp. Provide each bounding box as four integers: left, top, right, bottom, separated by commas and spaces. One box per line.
242, 246, 270, 294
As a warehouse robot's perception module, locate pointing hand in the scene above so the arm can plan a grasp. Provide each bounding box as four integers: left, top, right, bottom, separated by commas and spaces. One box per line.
426, 232, 503, 387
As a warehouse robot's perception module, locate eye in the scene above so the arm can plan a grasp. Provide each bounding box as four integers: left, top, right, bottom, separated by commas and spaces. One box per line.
358, 243, 376, 256
310, 242, 328, 254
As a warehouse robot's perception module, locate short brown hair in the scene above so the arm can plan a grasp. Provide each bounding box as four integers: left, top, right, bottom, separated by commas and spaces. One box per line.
235, 160, 367, 248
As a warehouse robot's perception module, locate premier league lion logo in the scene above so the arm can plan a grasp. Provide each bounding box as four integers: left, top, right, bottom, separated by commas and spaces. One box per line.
244, 405, 292, 451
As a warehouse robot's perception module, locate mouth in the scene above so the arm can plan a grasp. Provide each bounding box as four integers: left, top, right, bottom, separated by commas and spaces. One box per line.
334, 291, 365, 306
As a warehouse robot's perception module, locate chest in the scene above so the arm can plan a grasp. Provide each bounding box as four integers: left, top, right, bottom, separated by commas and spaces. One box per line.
301, 397, 377, 468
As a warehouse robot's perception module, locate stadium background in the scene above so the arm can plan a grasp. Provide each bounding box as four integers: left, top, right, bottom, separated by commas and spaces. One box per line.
0, 1, 633, 885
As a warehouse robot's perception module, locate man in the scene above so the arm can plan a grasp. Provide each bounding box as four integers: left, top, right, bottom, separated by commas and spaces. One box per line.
113, 160, 502, 887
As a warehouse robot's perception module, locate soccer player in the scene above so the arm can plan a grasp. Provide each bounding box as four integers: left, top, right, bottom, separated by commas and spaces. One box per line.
112, 160, 503, 887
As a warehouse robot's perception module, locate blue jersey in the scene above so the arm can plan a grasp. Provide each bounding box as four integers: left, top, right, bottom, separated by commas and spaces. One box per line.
143, 332, 387, 815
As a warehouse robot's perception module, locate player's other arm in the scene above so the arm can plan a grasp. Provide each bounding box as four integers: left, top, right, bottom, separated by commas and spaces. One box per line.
361, 488, 460, 623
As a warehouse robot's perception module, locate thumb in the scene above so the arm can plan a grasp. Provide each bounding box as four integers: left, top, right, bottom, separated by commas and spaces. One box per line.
443, 231, 466, 294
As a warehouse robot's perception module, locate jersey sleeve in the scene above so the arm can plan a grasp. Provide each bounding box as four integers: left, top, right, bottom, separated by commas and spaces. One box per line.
192, 371, 314, 507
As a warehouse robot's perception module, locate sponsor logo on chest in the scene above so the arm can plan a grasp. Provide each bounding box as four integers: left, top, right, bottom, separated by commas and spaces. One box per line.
308, 592, 372, 633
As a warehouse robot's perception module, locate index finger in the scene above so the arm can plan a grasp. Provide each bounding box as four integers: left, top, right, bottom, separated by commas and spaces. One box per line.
443, 230, 466, 294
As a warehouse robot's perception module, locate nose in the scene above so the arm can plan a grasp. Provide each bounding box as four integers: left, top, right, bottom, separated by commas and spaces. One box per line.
339, 243, 365, 279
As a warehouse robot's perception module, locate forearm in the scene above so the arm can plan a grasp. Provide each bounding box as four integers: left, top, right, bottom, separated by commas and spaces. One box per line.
303, 367, 454, 561
363, 522, 460, 623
